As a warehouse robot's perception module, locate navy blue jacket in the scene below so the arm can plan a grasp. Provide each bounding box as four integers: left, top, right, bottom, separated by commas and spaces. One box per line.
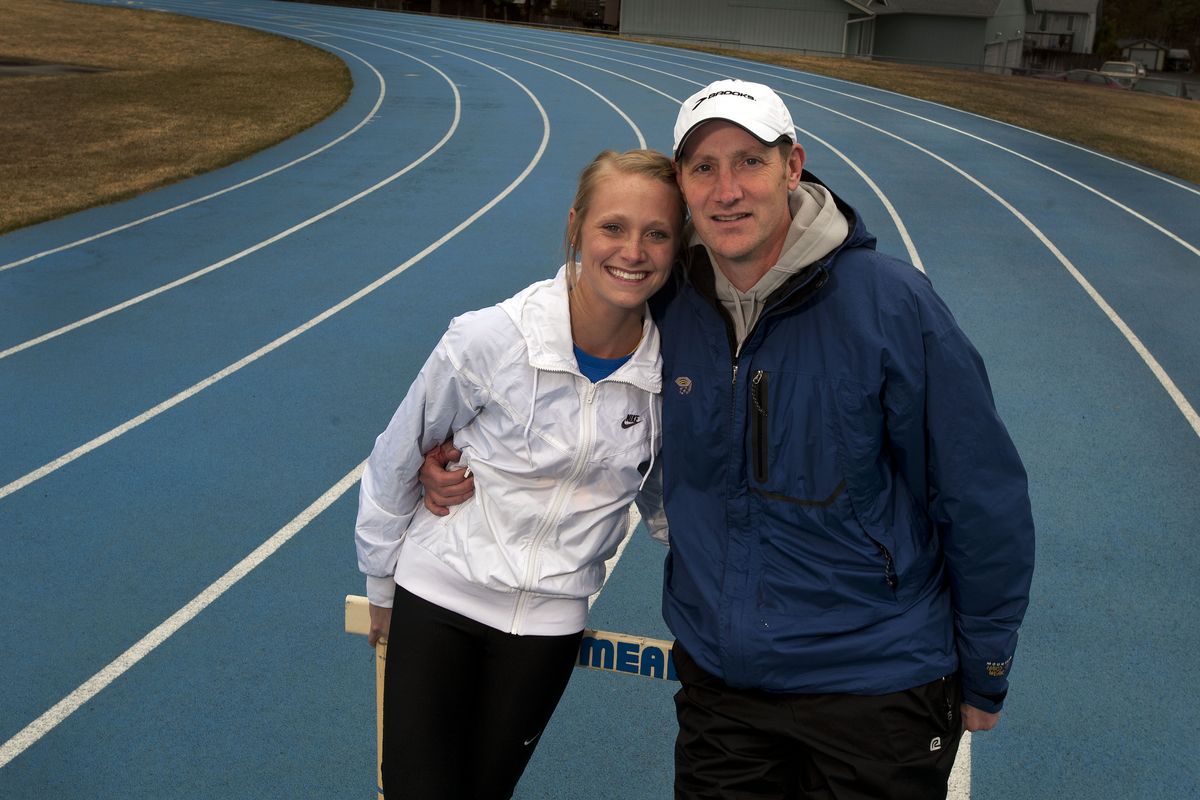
651, 177, 1035, 712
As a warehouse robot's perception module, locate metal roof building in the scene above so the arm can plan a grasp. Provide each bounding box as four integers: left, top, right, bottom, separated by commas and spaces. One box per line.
618, 0, 1096, 72
619, 0, 879, 58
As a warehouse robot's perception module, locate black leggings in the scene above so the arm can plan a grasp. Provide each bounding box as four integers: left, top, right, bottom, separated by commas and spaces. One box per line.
381, 586, 583, 799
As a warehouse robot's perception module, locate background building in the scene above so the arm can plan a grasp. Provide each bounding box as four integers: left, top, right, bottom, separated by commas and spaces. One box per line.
619, 0, 872, 57
1023, 0, 1100, 72
1119, 37, 1169, 71
618, 0, 1101, 74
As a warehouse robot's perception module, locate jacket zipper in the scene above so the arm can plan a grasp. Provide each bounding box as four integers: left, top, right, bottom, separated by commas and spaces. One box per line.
730, 361, 739, 434
511, 381, 598, 633
750, 370, 768, 482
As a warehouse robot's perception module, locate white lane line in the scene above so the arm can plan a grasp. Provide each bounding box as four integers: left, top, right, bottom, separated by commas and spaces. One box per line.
0, 453, 631, 769
950, 732, 972, 799
775, 87, 1200, 440
636, 51, 1200, 257
161, 2, 659, 150
523, 31, 1200, 201
799, 126, 923, 272
475, 26, 1200, 253
0, 52, 550, 501
397, 26, 925, 267
0, 460, 366, 769
0, 44, 463, 361
635, 43, 1200, 198
186, 1, 662, 149
0, 36, 386, 274
320, 17, 679, 131
317, 21, 649, 148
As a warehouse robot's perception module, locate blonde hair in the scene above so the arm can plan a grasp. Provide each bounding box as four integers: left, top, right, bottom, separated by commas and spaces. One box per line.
565, 149, 684, 287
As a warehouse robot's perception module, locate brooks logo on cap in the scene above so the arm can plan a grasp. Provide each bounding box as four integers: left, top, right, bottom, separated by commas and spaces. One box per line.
693, 89, 755, 110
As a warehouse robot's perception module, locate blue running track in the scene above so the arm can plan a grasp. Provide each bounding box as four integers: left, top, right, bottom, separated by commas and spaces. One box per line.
1, 2, 1198, 797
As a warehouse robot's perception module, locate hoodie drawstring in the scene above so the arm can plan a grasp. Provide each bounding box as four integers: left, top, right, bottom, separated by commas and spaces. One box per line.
523, 369, 539, 467
638, 396, 658, 492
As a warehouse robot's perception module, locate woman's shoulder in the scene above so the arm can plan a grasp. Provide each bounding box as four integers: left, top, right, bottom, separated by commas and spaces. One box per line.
440, 303, 525, 371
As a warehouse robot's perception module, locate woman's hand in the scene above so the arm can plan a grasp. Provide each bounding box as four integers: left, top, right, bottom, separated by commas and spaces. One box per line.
419, 440, 475, 515
368, 603, 392, 648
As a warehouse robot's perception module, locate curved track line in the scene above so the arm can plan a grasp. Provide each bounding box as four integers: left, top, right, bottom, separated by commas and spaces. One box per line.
505, 30, 1200, 198
798, 126, 924, 272
0, 461, 366, 769
0, 36, 386, 274
0, 54, 551, 501
593, 46, 1200, 256
776, 88, 1200, 439
0, 471, 645, 770
315, 19, 649, 147
0, 43, 456, 361
360, 17, 925, 267
253, 4, 669, 96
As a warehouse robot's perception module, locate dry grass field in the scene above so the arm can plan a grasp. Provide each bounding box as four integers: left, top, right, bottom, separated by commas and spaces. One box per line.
1, 0, 1196, 236
0, 0, 351, 234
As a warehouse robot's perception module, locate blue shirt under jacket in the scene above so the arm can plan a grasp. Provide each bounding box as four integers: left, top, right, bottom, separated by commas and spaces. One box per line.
650, 173, 1035, 713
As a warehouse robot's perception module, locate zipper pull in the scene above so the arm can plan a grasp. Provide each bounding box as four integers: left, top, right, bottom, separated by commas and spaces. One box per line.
751, 370, 767, 415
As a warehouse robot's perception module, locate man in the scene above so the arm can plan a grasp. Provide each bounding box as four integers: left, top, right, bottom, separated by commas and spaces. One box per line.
422, 79, 1035, 799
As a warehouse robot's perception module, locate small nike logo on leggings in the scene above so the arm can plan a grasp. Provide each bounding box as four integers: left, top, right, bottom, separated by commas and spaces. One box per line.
523, 732, 542, 747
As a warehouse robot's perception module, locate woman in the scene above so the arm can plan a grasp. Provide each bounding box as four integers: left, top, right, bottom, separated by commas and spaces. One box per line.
355, 149, 684, 799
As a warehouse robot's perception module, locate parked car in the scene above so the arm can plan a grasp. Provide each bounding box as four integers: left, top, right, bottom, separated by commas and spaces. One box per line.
1131, 77, 1191, 99
1035, 69, 1127, 89
1098, 60, 1146, 87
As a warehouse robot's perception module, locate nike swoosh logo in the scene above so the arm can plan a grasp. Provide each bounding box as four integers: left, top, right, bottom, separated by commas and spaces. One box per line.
621, 415, 642, 429
524, 732, 541, 746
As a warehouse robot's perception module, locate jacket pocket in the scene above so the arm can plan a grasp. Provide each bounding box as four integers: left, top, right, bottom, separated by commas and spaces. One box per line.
844, 485, 900, 593
867, 528, 899, 592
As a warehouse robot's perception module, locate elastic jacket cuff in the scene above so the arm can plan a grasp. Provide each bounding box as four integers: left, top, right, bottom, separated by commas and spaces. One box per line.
366, 575, 397, 607
961, 686, 1007, 714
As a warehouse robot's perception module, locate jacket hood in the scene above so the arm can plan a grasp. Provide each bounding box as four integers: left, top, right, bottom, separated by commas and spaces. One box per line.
499, 266, 663, 395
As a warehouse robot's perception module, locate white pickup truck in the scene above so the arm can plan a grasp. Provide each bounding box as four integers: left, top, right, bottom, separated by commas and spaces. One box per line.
1098, 60, 1147, 87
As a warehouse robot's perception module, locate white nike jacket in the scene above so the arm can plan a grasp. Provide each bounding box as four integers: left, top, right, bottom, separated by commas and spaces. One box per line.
355, 267, 667, 636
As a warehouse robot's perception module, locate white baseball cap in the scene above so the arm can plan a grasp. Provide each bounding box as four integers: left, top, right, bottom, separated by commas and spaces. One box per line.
672, 79, 796, 160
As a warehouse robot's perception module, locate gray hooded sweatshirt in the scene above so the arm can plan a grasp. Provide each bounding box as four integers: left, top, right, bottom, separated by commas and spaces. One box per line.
695, 182, 849, 353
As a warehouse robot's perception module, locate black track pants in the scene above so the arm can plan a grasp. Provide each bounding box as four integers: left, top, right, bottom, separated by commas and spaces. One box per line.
673, 644, 964, 800
381, 586, 583, 800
